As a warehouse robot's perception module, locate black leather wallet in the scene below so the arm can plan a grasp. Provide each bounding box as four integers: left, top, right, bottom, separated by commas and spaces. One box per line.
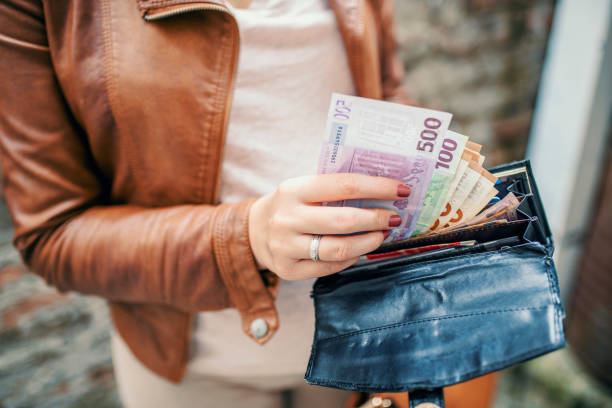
305, 160, 566, 408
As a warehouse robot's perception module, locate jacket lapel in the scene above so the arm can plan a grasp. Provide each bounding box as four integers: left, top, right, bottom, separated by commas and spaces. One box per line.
328, 0, 383, 99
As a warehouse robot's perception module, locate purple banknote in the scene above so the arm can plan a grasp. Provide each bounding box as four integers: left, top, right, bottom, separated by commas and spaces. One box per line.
317, 93, 452, 241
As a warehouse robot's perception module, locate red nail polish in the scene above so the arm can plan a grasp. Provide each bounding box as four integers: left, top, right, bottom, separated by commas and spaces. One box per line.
397, 184, 411, 197
389, 215, 402, 227
382, 230, 391, 239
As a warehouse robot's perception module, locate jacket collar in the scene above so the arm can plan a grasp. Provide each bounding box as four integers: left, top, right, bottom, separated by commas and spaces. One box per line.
135, 0, 377, 98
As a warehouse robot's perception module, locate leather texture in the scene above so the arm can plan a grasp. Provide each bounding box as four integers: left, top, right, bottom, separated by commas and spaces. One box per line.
305, 162, 566, 394
0, 0, 405, 382
409, 389, 445, 408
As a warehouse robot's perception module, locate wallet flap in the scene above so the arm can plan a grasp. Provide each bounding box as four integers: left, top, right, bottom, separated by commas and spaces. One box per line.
306, 242, 566, 392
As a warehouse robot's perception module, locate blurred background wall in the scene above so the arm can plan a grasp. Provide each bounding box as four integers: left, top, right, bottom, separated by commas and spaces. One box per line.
0, 0, 611, 407
396, 0, 554, 165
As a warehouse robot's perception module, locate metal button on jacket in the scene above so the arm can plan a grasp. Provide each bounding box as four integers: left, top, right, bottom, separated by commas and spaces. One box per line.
250, 318, 268, 338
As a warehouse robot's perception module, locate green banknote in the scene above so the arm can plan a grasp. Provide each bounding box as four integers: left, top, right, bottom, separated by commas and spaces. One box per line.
411, 130, 468, 236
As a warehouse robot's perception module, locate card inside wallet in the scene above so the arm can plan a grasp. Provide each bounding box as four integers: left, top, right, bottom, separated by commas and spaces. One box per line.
350, 160, 553, 273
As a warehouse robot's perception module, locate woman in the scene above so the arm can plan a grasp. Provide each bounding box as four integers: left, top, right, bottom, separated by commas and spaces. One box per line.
0, 0, 409, 406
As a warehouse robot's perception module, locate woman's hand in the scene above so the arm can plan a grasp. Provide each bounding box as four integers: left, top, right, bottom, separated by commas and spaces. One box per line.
248, 173, 411, 280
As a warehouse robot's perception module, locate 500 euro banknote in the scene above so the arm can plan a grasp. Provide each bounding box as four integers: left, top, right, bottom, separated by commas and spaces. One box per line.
317, 93, 452, 241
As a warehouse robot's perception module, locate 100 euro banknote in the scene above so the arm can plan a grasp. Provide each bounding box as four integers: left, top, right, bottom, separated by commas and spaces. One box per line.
317, 93, 452, 241
411, 130, 469, 236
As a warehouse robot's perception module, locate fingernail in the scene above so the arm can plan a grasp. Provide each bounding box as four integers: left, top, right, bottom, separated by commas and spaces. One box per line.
389, 215, 402, 227
382, 230, 391, 239
397, 184, 411, 197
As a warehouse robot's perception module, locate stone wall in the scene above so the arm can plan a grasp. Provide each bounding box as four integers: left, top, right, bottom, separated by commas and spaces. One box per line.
395, 0, 555, 165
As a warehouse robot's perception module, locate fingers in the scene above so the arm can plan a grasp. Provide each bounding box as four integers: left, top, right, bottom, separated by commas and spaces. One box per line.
294, 206, 400, 234
292, 173, 410, 203
289, 230, 388, 262
259, 173, 410, 281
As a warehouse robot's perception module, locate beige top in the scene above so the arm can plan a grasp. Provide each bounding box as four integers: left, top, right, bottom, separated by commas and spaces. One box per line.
189, 0, 356, 384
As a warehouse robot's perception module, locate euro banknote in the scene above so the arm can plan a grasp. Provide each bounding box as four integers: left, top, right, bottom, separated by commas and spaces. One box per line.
412, 130, 468, 236
317, 93, 516, 242
447, 169, 498, 228
437, 192, 520, 233
317, 93, 452, 241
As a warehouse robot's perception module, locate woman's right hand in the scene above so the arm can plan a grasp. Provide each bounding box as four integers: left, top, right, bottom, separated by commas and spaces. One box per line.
248, 173, 411, 280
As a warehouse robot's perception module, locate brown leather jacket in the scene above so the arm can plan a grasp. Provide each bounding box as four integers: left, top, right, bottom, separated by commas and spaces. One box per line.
0, 0, 404, 382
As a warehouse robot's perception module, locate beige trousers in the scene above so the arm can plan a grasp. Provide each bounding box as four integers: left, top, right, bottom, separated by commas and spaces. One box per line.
111, 332, 350, 408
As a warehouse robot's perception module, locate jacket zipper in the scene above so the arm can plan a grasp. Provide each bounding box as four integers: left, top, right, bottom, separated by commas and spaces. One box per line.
144, 3, 229, 21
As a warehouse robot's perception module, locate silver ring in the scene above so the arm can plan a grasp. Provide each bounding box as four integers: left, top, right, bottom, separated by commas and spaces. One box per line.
309, 234, 323, 261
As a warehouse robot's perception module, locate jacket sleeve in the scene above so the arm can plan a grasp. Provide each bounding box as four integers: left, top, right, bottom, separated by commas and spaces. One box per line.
0, 0, 278, 341
372, 0, 411, 104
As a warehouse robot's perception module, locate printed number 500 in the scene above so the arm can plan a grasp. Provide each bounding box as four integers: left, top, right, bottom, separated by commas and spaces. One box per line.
416, 117, 441, 152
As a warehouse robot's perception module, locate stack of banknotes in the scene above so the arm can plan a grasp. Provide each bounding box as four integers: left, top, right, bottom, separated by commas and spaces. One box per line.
317, 93, 520, 242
